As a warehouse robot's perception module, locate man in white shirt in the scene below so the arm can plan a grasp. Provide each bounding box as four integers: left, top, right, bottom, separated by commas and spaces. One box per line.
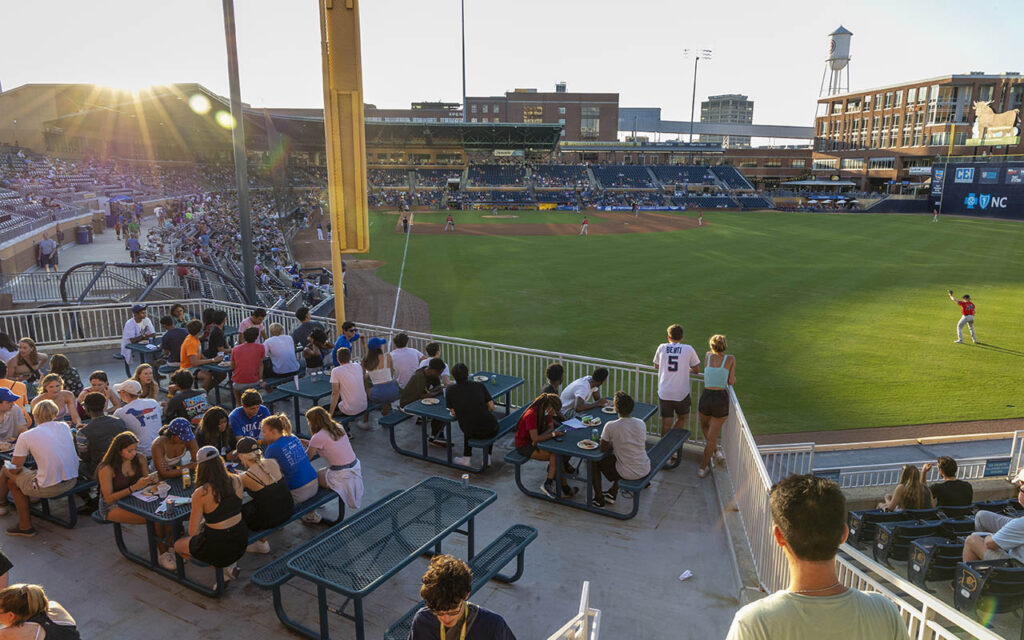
559, 368, 609, 418
652, 324, 700, 435
263, 323, 301, 377
418, 342, 451, 387
112, 379, 162, 457
593, 392, 651, 507
726, 474, 908, 640
0, 399, 79, 536
963, 467, 1024, 563
120, 303, 156, 362
390, 333, 424, 389
329, 347, 369, 422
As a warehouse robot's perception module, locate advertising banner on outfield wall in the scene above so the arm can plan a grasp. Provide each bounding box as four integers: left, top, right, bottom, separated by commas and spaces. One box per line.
933, 162, 1024, 219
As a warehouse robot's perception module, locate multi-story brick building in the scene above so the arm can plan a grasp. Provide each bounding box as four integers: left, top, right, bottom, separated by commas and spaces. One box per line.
466, 84, 619, 142
701, 94, 754, 149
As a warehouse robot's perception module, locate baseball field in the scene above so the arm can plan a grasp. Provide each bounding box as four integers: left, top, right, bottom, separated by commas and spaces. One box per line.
357, 208, 1024, 435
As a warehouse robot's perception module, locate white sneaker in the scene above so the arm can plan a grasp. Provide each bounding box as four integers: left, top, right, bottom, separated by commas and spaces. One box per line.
453, 456, 472, 466
713, 449, 726, 465
246, 539, 271, 554
301, 511, 323, 524
953, 340, 963, 343
0, 504, 9, 516
697, 467, 710, 479
158, 551, 177, 571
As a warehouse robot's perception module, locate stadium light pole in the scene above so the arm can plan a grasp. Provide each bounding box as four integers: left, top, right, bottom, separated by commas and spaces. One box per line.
461, 0, 467, 122
222, 0, 257, 304
683, 48, 712, 144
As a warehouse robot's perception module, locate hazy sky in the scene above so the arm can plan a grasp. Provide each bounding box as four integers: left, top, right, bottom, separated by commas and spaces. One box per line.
3, 0, 1022, 132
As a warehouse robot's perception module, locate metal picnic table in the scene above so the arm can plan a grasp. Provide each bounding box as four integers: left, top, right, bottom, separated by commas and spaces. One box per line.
197, 361, 233, 407
274, 372, 333, 435
124, 339, 163, 376
276, 476, 496, 640
394, 372, 523, 471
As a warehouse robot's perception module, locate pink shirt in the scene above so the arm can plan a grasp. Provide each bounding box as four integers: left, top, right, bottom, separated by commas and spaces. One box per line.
238, 317, 266, 343
309, 429, 357, 467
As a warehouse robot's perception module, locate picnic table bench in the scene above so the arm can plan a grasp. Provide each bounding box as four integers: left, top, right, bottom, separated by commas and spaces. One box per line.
28, 478, 97, 529
253, 476, 496, 640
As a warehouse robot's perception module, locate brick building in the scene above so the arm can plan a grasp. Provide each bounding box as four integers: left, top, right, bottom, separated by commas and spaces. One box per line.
466, 84, 619, 142
701, 94, 754, 149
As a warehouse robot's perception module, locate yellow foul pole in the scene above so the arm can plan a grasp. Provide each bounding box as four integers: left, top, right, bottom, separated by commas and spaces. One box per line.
319, 0, 369, 325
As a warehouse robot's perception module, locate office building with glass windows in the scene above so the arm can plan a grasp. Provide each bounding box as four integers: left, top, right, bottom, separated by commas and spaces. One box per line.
465, 85, 619, 142
700, 94, 754, 148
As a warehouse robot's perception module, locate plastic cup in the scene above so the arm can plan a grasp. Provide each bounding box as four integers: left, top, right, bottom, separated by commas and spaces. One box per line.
157, 484, 170, 499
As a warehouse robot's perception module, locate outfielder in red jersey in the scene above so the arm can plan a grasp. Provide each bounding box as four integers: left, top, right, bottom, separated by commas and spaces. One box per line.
948, 290, 977, 343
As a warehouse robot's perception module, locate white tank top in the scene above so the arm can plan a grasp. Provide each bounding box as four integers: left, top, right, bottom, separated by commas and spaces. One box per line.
368, 367, 393, 385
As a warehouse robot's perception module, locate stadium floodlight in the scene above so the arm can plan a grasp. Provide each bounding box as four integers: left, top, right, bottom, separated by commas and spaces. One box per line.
683, 48, 713, 144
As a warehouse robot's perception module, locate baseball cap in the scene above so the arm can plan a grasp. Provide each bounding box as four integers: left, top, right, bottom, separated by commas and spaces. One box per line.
113, 379, 142, 396
166, 418, 195, 442
130, 303, 147, 313
0, 388, 20, 403
231, 437, 260, 456
367, 337, 387, 351
195, 445, 221, 465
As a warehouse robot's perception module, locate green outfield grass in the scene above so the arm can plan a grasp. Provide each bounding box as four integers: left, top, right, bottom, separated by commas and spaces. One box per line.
383, 210, 600, 225
363, 209, 1024, 435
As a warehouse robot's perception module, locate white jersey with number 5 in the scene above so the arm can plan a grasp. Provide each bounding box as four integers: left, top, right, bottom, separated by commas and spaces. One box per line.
653, 342, 699, 401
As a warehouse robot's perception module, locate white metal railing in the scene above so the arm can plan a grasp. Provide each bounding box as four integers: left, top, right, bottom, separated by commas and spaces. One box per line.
545, 581, 600, 640
820, 456, 995, 489
760, 443, 815, 483
1011, 431, 1024, 478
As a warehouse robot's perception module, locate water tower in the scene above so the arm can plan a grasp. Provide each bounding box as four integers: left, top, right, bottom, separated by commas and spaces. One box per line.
820, 25, 852, 96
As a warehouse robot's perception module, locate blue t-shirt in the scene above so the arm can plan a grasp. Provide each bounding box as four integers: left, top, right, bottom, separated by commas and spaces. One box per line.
265, 435, 317, 490
228, 405, 271, 440
332, 332, 360, 365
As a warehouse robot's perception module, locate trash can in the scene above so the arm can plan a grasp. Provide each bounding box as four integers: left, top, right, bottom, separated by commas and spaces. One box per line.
105, 214, 115, 228
75, 225, 91, 245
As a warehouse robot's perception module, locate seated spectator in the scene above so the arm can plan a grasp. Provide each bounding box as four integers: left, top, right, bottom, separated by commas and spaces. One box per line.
513, 394, 575, 499
0, 334, 16, 366
922, 456, 973, 507
169, 303, 190, 328
592, 392, 650, 507
6, 338, 48, 384
0, 389, 27, 443
112, 379, 162, 457
542, 363, 563, 395
163, 370, 208, 425
234, 436, 292, 554
47, 354, 82, 396
76, 370, 120, 416
159, 315, 188, 366
151, 418, 199, 479
119, 304, 155, 362
302, 329, 334, 370
559, 368, 609, 418
172, 446, 246, 578
263, 323, 301, 378
0, 362, 29, 423
726, 474, 908, 640
291, 307, 324, 348
877, 464, 933, 511
328, 347, 369, 424
362, 338, 398, 415
94, 432, 162, 530
197, 406, 236, 455
305, 406, 362, 509
0, 400, 79, 537
445, 363, 498, 467
132, 363, 160, 401
0, 583, 80, 639
331, 321, 364, 366
418, 343, 451, 386
389, 333, 423, 388
237, 307, 268, 343
400, 358, 446, 446
181, 319, 224, 391
76, 392, 126, 481
260, 414, 320, 516
30, 374, 81, 427
410, 554, 516, 640
963, 467, 1024, 563
228, 389, 271, 440
230, 327, 265, 404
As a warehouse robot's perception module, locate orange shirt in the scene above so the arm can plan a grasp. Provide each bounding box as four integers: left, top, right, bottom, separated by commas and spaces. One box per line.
0, 379, 31, 422
180, 334, 201, 368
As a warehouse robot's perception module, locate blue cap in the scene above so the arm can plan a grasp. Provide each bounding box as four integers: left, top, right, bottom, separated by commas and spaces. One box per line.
367, 337, 387, 351
166, 418, 195, 442
0, 388, 20, 403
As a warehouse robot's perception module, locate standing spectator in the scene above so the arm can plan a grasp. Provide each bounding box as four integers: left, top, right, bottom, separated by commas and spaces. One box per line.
0, 583, 80, 638
30, 374, 81, 427
230, 327, 265, 404
228, 389, 271, 440
0, 400, 79, 537
237, 308, 268, 344
877, 464, 933, 511
163, 370, 208, 425
592, 392, 650, 507
75, 392, 126, 480
0, 388, 27, 442
923, 457, 973, 507
112, 379, 162, 457
726, 474, 909, 640
390, 333, 423, 388
328, 347, 369, 424
120, 304, 155, 362
652, 324, 700, 437
305, 406, 363, 509
234, 436, 292, 554
197, 406, 236, 455
263, 323, 301, 378
409, 555, 516, 640
6, 338, 48, 384
291, 307, 324, 348
697, 334, 736, 478
559, 368, 609, 419
47, 354, 82, 396
963, 467, 1024, 562
260, 414, 319, 511
445, 363, 498, 467
400, 358, 447, 446
158, 316, 188, 367
37, 233, 58, 278
331, 321, 364, 366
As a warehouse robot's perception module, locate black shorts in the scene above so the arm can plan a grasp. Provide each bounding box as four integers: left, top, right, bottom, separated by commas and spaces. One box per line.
189, 521, 248, 568
40, 254, 56, 268
515, 443, 537, 458
658, 396, 691, 418
698, 389, 729, 419
596, 455, 620, 481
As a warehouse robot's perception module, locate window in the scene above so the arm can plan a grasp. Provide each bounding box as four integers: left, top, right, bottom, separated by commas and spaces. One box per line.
841, 158, 865, 170
791, 159, 806, 168
739, 160, 758, 168
580, 106, 600, 139
831, 102, 844, 115
523, 105, 543, 124
864, 94, 872, 109
884, 92, 893, 108
874, 93, 882, 109
558, 106, 566, 115
482, 104, 488, 114
847, 98, 861, 113
470, 117, 478, 123
895, 91, 903, 107
812, 158, 837, 170
471, 105, 477, 114
977, 85, 994, 102
908, 87, 917, 103
764, 159, 782, 167
868, 157, 895, 169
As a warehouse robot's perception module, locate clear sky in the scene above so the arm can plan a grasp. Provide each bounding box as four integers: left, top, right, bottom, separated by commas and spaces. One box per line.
2, 0, 1021, 133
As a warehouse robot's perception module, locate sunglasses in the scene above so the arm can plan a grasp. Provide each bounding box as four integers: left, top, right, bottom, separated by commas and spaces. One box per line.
431, 601, 465, 618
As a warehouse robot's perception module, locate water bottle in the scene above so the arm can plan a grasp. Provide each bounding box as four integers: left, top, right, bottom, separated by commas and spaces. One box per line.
591, 428, 599, 443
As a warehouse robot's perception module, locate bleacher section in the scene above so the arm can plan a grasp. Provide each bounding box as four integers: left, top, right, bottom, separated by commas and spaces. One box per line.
651, 165, 717, 186
415, 169, 462, 188
711, 165, 754, 190
467, 164, 525, 187
671, 195, 738, 209
534, 191, 579, 204
591, 165, 655, 189
531, 165, 590, 189
368, 168, 409, 188
737, 196, 773, 209
462, 190, 536, 205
